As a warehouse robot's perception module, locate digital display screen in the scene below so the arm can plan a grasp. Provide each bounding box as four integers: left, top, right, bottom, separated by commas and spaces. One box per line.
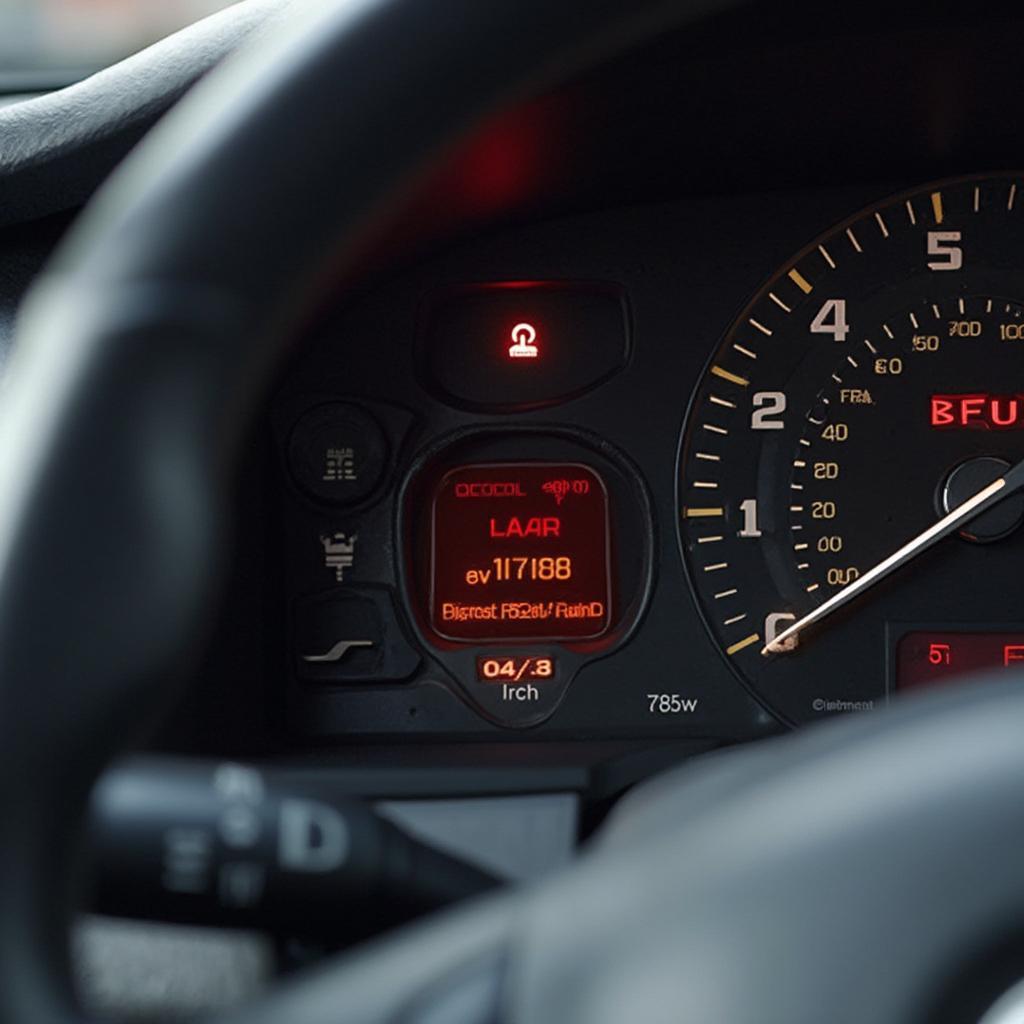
930, 394, 1024, 429
897, 630, 1024, 688
431, 463, 611, 641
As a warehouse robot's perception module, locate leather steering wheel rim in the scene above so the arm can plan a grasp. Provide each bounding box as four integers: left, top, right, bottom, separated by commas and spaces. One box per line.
4, 1, 1024, 1022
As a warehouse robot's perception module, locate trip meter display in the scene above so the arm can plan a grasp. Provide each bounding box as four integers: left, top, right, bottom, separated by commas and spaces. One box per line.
679, 174, 1024, 724
431, 462, 611, 641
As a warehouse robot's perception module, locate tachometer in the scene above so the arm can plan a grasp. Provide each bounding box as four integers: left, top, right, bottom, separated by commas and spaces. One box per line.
679, 174, 1024, 724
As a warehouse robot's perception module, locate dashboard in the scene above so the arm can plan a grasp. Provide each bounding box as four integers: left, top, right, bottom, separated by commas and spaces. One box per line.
260, 168, 1024, 756
5, 1, 1024, 794
4, 4, 1024, 1016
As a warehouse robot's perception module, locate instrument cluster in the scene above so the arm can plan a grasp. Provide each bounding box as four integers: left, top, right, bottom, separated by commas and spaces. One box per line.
271, 174, 1024, 745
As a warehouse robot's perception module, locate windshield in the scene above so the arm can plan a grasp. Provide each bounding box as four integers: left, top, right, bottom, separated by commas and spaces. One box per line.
0, 0, 237, 80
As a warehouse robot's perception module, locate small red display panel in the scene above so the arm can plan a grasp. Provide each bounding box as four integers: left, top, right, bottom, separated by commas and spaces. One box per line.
930, 394, 1024, 429
897, 631, 1024, 689
476, 655, 556, 683
431, 463, 611, 642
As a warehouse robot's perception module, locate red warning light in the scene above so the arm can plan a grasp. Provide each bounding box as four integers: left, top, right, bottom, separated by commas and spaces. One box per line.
508, 322, 539, 359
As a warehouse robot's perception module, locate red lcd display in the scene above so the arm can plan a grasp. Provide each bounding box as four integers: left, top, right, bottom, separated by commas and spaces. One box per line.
897, 631, 1024, 689
930, 394, 1024, 429
430, 463, 611, 641
476, 655, 557, 683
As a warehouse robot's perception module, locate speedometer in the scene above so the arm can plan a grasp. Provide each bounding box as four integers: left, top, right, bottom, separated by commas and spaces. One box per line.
679, 174, 1024, 724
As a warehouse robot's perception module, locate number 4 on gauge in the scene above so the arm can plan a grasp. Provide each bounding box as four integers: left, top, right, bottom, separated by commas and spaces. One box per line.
810, 299, 850, 342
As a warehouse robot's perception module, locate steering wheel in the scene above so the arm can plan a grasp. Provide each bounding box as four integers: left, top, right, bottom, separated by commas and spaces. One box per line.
3, 1, 1024, 1022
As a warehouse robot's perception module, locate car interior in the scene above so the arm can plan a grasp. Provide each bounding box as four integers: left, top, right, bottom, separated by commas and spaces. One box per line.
3, 1, 1024, 1021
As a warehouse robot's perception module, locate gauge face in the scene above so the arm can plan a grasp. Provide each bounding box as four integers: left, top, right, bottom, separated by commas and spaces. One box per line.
679, 174, 1024, 724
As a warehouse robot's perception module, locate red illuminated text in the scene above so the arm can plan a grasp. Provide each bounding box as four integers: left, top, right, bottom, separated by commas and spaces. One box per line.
477, 656, 555, 683
898, 631, 1024, 689
440, 601, 605, 622
930, 394, 1024, 429
1004, 645, 1024, 667
489, 516, 560, 538
455, 481, 525, 498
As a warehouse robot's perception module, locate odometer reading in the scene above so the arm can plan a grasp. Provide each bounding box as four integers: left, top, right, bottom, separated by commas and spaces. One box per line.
679, 174, 1024, 724
431, 463, 611, 641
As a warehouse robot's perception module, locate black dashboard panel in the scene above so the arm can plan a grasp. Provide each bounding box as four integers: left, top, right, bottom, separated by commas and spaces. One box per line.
3, 1, 1023, 769
271, 184, 895, 745
248, 1, 1024, 756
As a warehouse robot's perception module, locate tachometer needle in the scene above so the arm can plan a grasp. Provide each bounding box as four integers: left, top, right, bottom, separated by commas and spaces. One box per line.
762, 457, 1024, 655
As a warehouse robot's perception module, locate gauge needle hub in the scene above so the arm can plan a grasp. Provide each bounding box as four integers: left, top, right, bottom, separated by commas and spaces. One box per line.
762, 458, 1024, 655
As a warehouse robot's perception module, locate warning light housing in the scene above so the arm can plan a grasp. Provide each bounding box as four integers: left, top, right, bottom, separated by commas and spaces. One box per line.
417, 281, 629, 412
430, 462, 612, 642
